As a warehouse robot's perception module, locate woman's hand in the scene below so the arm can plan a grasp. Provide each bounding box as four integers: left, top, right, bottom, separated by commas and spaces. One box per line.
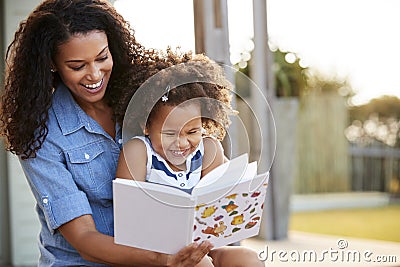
166, 241, 214, 267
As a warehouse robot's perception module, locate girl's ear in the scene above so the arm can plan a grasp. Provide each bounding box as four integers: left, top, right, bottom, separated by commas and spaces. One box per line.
143, 126, 149, 136
139, 121, 148, 135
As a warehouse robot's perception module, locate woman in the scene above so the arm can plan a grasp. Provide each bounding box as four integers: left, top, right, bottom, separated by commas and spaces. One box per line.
0, 0, 212, 266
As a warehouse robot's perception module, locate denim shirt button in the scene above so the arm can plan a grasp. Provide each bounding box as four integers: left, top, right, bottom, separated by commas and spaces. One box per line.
118, 139, 123, 144
84, 153, 90, 160
42, 198, 49, 204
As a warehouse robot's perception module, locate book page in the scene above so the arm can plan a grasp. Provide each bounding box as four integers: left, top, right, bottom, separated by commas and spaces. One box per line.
193, 160, 257, 198
194, 153, 251, 191
192, 173, 269, 248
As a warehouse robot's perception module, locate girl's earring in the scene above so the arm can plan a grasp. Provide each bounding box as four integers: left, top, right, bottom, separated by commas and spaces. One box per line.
50, 69, 56, 73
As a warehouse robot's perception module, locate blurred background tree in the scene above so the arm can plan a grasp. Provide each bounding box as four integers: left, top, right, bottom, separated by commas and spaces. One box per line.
350, 95, 400, 121
346, 96, 400, 148
273, 49, 308, 97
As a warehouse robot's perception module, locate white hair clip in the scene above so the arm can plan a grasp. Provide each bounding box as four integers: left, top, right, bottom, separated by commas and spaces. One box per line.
161, 85, 171, 102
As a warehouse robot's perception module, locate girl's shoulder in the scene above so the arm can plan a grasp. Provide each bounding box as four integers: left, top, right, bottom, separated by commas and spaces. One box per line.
201, 136, 226, 177
117, 136, 148, 181
123, 136, 149, 155
202, 136, 224, 153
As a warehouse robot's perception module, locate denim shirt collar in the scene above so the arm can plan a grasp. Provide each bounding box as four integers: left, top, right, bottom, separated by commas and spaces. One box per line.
52, 84, 88, 135
53, 83, 116, 138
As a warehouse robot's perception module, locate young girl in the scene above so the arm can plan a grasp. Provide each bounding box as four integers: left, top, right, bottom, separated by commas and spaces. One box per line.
116, 51, 264, 267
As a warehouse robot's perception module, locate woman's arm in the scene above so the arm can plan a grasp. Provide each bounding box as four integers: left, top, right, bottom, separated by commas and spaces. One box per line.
201, 137, 227, 177
59, 214, 213, 267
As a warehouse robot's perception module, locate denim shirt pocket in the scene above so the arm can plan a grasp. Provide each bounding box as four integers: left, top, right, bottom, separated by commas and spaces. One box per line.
66, 141, 114, 204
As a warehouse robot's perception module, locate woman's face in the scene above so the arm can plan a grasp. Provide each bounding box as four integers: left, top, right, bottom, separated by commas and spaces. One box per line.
53, 30, 113, 109
146, 103, 203, 171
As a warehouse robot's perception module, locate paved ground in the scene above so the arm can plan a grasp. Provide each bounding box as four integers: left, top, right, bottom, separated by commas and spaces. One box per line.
242, 231, 400, 267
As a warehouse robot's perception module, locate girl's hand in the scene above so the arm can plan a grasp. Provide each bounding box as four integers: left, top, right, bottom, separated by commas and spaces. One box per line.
166, 241, 214, 267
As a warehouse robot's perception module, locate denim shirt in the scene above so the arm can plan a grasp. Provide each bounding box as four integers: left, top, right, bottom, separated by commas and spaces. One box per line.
19, 84, 122, 266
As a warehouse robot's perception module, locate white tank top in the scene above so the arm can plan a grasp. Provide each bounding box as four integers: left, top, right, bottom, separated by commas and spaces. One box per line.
132, 136, 204, 193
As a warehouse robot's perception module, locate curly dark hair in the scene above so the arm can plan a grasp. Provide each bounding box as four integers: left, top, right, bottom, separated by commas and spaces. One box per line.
116, 49, 236, 141
0, 0, 157, 159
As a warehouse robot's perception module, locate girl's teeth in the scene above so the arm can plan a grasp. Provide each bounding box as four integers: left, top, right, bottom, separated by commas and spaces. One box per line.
173, 150, 187, 155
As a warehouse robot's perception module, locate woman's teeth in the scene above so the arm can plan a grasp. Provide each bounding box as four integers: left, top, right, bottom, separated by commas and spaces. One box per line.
84, 79, 102, 89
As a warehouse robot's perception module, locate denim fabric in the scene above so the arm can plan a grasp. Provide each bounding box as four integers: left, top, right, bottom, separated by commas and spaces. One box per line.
19, 84, 122, 266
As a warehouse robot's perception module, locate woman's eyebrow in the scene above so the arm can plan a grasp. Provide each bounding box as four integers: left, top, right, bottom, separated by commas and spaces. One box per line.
65, 46, 109, 63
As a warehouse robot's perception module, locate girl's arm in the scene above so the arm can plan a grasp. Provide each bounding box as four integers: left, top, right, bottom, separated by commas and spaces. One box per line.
59, 215, 213, 267
116, 138, 147, 181
201, 137, 227, 177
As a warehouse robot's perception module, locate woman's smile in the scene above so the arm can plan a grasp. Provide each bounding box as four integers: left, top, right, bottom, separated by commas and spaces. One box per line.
82, 78, 104, 93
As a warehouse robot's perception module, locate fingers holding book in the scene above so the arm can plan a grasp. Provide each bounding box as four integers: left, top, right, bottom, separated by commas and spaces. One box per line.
167, 241, 214, 267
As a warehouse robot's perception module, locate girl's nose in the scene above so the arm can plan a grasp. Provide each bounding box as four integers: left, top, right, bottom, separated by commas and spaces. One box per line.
176, 135, 189, 148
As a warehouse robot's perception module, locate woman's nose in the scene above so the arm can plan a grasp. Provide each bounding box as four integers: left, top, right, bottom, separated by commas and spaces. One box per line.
86, 64, 101, 81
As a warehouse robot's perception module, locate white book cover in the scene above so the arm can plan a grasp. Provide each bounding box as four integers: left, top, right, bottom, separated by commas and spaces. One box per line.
113, 153, 269, 254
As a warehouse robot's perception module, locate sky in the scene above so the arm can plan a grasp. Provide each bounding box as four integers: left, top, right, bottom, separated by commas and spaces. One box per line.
114, 0, 400, 106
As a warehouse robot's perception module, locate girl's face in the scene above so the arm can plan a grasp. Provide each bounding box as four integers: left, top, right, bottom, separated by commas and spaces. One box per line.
53, 30, 113, 109
146, 103, 203, 171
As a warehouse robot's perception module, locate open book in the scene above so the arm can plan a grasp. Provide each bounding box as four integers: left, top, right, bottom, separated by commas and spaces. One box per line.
113, 153, 269, 254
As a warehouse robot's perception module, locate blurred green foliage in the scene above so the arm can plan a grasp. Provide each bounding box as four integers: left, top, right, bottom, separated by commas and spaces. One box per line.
237, 48, 353, 98
273, 49, 308, 97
